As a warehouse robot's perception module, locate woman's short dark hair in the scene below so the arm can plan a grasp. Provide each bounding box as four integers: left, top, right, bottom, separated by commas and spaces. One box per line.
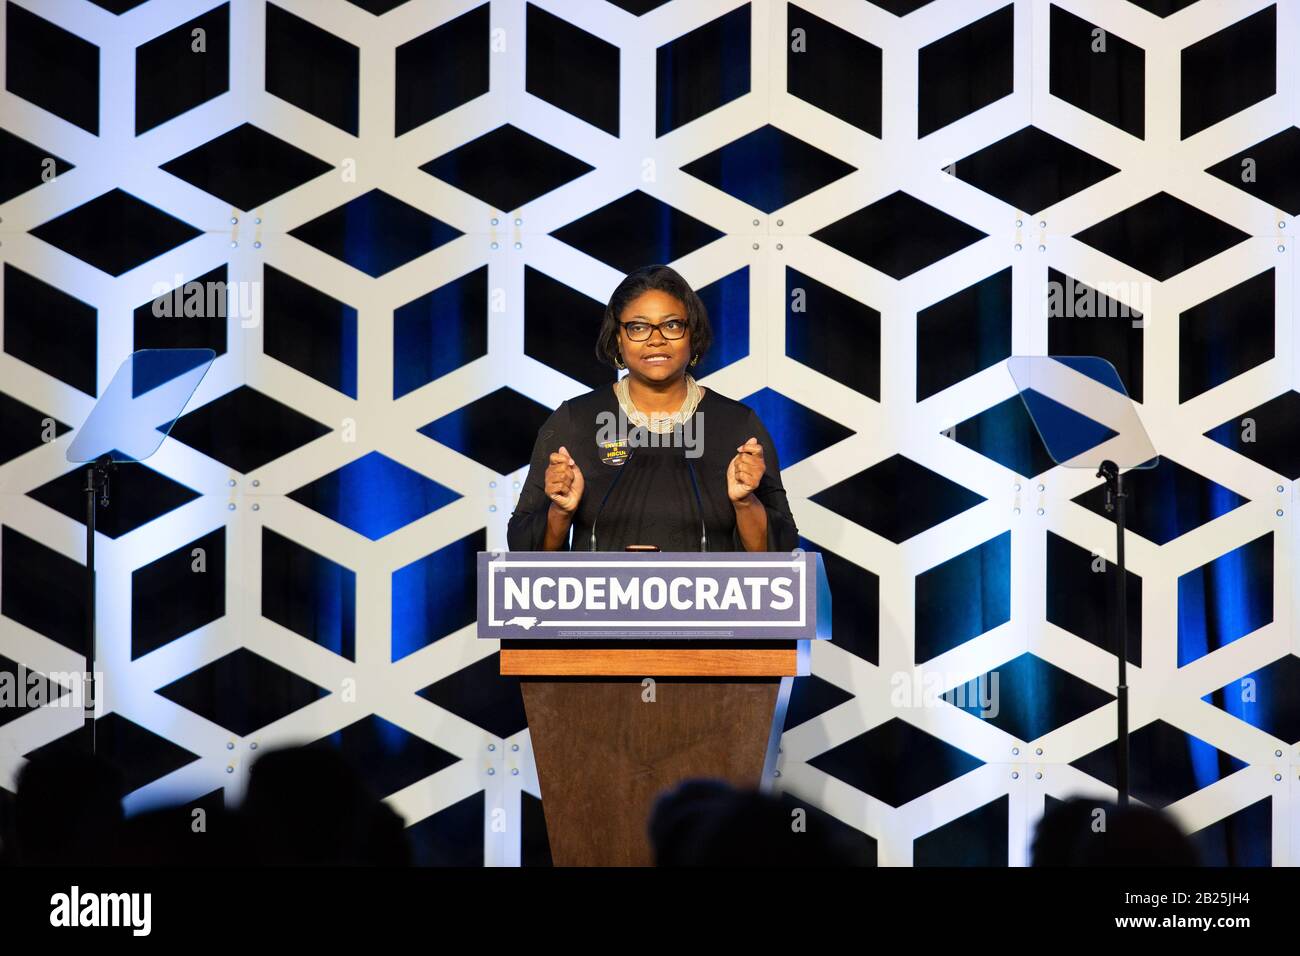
594, 264, 713, 369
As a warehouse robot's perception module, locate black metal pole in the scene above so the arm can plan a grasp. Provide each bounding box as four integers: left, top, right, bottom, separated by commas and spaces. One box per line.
82, 455, 114, 755
83, 464, 96, 755
1115, 468, 1129, 807
1097, 459, 1130, 807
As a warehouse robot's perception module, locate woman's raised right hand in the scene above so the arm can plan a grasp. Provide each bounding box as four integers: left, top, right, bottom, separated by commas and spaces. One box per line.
545, 445, 585, 514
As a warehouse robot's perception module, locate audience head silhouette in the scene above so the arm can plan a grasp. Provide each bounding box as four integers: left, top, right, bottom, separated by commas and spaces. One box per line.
240, 744, 409, 866
648, 778, 865, 866
12, 749, 124, 865
1032, 797, 1199, 866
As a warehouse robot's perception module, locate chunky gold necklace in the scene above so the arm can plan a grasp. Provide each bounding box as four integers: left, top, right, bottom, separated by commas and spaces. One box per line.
615, 374, 703, 433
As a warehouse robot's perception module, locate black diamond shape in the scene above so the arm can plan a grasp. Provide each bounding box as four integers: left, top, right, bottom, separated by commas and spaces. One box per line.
917, 268, 1012, 400
799, 535, 879, 664
266, 3, 358, 134
289, 189, 462, 277
1181, 5, 1275, 139
0, 654, 71, 727
87, 0, 151, 11
1049, 5, 1145, 139
917, 532, 1010, 662
135, 4, 230, 134
656, 5, 750, 136
28, 463, 200, 541
949, 395, 1059, 479
394, 266, 489, 398
346, 0, 412, 12
30, 189, 202, 277
396, 6, 489, 136
606, 0, 673, 13
785, 268, 880, 399
809, 718, 983, 807
523, 267, 611, 388
1072, 719, 1247, 808
1206, 392, 1300, 479
1190, 796, 1270, 867
5, 4, 99, 134
1073, 192, 1249, 281
1179, 532, 1272, 666
131, 529, 225, 660
392, 529, 484, 660
25, 714, 201, 795
694, 266, 750, 377
522, 791, 553, 867
263, 265, 357, 397
1205, 654, 1300, 744
918, 6, 1013, 137
945, 652, 1114, 741
287, 452, 460, 541
165, 386, 331, 474
1072, 457, 1248, 546
406, 790, 485, 866
783, 673, 854, 732
1046, 531, 1141, 667
262, 527, 356, 661
419, 387, 553, 475
915, 795, 1008, 866
811, 454, 986, 543
318, 714, 460, 797
1206, 128, 1300, 215
550, 190, 724, 274
161, 123, 332, 211
813, 191, 987, 279
954, 126, 1119, 214
682, 125, 856, 214
418, 653, 527, 739
421, 124, 594, 213
1180, 270, 1274, 403
526, 6, 619, 136
0, 389, 73, 465
0, 128, 74, 203
133, 265, 229, 358
1127, 0, 1202, 14
1046, 271, 1144, 401
158, 647, 329, 736
1, 526, 87, 656
738, 388, 855, 467
788, 4, 881, 136
870, 0, 936, 13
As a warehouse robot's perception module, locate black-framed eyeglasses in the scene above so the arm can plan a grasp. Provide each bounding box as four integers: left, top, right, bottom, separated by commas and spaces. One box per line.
620, 319, 687, 341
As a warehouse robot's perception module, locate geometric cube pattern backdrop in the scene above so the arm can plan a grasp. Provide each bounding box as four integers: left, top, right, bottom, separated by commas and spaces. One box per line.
1, 0, 1297, 865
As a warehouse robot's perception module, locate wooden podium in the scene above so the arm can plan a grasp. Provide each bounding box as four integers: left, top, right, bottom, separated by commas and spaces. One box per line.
504, 641, 799, 866
480, 551, 828, 867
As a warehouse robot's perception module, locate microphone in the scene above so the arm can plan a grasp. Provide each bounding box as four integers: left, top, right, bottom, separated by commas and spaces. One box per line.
684, 449, 708, 553
590, 447, 637, 551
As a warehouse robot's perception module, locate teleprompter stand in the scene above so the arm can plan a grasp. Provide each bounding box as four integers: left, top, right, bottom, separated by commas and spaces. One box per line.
66, 349, 215, 753
1008, 355, 1158, 806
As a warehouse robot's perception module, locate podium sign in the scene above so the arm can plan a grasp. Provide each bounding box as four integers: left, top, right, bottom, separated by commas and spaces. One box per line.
476, 550, 830, 640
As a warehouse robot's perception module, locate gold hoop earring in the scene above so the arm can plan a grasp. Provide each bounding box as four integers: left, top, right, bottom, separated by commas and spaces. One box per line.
615, 354, 626, 370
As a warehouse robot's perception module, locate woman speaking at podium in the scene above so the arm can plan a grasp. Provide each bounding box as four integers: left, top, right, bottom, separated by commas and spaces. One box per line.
507, 264, 799, 553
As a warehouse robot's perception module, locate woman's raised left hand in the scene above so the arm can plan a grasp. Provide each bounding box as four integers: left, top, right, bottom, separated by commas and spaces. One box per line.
726, 436, 765, 503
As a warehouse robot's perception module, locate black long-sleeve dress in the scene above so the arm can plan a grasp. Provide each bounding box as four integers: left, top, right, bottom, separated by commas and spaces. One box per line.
507, 385, 799, 552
